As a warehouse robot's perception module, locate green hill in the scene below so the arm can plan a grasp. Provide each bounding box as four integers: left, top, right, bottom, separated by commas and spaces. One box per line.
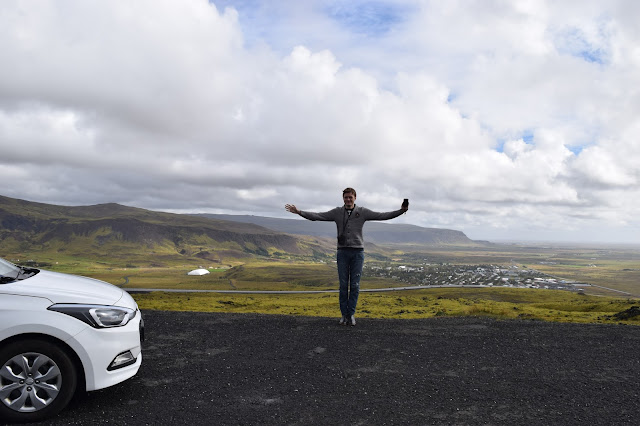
0, 195, 331, 265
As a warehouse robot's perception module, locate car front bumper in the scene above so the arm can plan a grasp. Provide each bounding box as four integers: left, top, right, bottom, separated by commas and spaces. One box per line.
70, 309, 144, 391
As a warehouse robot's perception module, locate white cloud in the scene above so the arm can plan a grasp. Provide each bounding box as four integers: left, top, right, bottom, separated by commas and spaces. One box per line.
0, 0, 639, 243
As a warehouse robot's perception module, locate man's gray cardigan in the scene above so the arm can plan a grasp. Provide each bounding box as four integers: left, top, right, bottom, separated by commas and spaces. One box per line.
299, 205, 405, 249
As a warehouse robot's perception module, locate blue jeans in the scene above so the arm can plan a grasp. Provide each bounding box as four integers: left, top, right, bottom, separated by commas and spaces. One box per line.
337, 248, 365, 317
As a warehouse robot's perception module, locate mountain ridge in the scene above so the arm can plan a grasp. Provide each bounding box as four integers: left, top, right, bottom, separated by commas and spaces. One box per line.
0, 195, 322, 262
0, 195, 482, 265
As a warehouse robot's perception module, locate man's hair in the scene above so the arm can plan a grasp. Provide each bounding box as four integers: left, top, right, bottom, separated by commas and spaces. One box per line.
343, 187, 356, 197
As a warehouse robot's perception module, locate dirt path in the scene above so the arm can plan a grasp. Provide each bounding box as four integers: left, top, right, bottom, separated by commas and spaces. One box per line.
34, 311, 640, 426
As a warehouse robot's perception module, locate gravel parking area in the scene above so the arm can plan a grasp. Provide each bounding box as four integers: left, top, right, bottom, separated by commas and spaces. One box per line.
24, 311, 640, 425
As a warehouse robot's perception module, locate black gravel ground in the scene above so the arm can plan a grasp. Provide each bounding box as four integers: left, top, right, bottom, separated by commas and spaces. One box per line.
21, 311, 640, 425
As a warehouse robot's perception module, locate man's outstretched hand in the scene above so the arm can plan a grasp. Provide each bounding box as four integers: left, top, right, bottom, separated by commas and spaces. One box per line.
285, 204, 300, 215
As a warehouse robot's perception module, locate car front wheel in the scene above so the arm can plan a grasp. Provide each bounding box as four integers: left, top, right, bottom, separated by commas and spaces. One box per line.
0, 339, 78, 422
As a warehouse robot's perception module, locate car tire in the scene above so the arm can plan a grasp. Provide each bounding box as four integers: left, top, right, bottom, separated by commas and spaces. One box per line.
0, 339, 78, 423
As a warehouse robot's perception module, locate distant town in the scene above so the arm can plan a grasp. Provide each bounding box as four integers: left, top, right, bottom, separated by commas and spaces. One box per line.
364, 262, 590, 292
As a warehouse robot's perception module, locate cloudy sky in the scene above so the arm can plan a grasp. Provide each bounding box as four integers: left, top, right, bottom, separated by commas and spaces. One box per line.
1, 0, 639, 243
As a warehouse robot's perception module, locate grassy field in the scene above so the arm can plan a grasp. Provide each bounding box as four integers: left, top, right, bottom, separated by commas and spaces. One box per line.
6, 244, 640, 325
531, 253, 640, 295
131, 287, 640, 325
39, 260, 409, 292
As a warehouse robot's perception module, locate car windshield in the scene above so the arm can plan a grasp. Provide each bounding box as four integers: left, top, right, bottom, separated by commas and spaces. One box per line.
0, 257, 20, 282
0, 257, 38, 283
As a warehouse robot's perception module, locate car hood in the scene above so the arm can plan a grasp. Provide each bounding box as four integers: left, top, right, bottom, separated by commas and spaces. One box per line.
1, 270, 131, 306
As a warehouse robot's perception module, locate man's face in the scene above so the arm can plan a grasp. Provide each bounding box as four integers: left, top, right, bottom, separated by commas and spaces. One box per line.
343, 192, 356, 208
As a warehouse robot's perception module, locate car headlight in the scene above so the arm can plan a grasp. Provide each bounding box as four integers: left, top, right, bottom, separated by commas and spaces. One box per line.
48, 304, 137, 328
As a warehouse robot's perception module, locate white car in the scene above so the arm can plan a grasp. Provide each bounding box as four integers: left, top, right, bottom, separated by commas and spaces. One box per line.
0, 257, 143, 422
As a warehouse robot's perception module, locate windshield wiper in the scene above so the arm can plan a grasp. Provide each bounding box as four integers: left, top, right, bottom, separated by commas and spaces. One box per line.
18, 266, 38, 275
0, 275, 16, 283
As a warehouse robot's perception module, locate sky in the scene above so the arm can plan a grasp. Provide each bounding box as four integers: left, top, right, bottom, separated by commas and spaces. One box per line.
1, 0, 640, 244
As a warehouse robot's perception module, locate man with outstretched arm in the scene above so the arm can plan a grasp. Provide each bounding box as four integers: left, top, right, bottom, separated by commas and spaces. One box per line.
285, 187, 409, 326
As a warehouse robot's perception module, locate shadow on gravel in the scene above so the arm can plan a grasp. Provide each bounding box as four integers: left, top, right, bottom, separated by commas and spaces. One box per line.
31, 311, 640, 426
